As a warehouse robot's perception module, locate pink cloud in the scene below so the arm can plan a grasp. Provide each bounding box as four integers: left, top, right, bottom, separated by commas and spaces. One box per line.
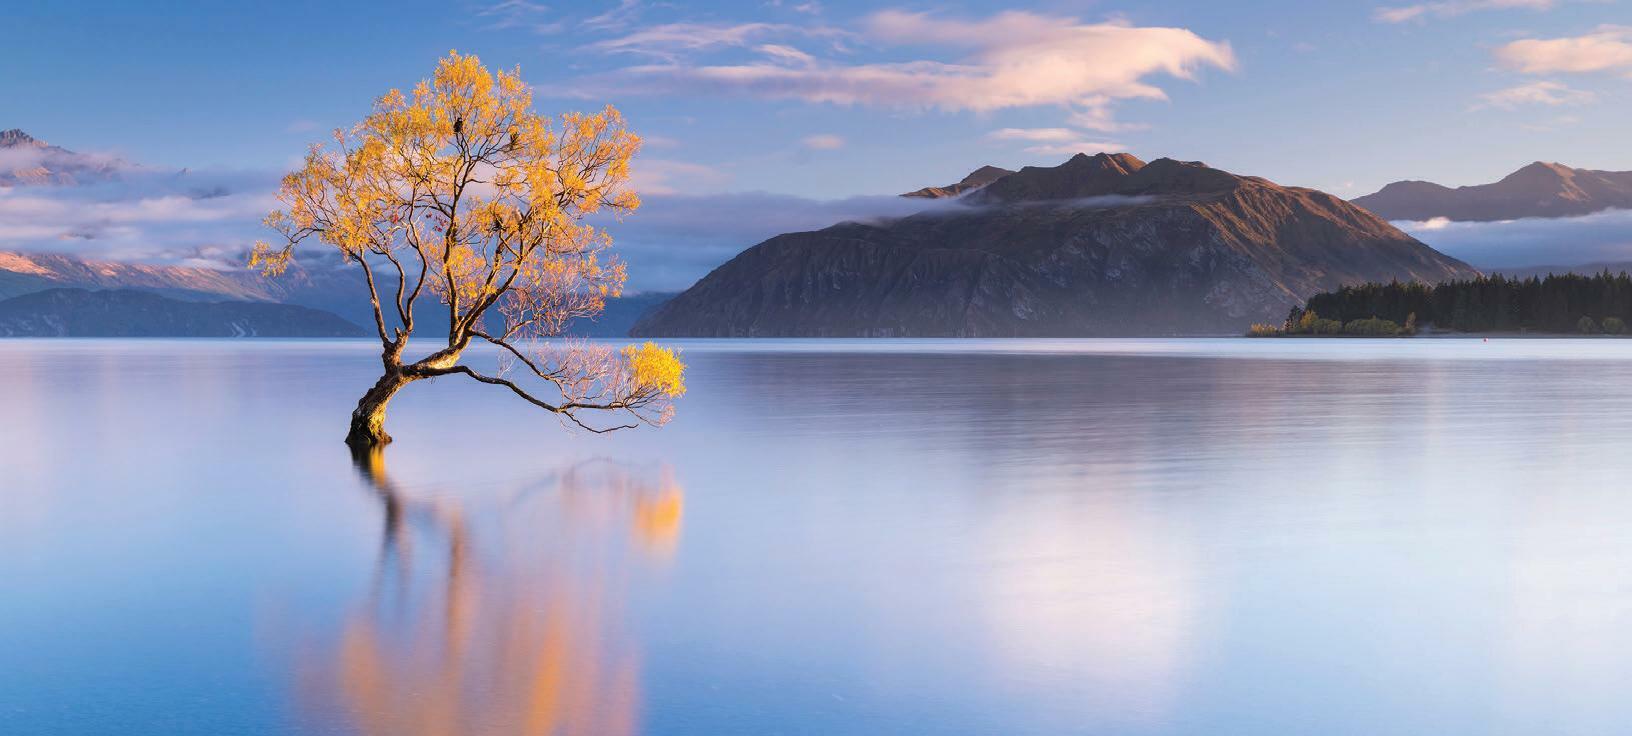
572, 11, 1234, 128
1495, 25, 1632, 74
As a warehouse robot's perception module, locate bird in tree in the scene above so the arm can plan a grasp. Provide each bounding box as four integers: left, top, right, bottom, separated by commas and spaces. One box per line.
253, 51, 685, 449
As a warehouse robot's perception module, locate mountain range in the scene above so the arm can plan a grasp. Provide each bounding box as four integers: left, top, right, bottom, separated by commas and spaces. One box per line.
0, 251, 673, 338
12, 122, 1626, 339
1353, 162, 1632, 222
0, 288, 365, 337
632, 153, 1477, 337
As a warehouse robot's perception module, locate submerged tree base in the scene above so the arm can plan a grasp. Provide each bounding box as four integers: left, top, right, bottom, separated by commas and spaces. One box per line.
343, 372, 410, 449
345, 426, 392, 449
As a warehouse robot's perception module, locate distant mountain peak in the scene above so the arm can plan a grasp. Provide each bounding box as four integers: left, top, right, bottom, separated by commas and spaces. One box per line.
0, 129, 41, 147
901, 165, 1016, 199
1065, 151, 1146, 173
963, 164, 1012, 179
1500, 160, 1574, 184
1355, 161, 1632, 222
633, 153, 1474, 338
968, 152, 1252, 203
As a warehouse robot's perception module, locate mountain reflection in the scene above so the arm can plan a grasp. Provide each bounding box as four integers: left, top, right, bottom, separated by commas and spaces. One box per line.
297, 449, 683, 736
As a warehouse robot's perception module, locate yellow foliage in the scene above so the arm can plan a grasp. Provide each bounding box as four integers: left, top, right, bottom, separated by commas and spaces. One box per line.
258, 51, 683, 435
621, 342, 687, 398
257, 50, 644, 341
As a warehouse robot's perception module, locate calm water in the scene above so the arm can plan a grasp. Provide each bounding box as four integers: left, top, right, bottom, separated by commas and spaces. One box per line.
6, 338, 1632, 735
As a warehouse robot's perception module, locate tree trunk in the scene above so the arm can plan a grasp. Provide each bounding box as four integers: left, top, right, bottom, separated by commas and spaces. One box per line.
345, 371, 412, 449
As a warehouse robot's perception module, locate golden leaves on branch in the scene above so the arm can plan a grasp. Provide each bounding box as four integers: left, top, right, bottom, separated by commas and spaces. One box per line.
249, 240, 293, 277
496, 340, 687, 430
621, 342, 687, 399
258, 51, 643, 337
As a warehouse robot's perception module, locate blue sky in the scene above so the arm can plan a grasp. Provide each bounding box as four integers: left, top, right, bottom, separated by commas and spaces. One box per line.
3, 0, 1631, 288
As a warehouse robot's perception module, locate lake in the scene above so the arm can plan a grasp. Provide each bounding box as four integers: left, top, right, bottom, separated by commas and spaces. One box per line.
6, 338, 1632, 735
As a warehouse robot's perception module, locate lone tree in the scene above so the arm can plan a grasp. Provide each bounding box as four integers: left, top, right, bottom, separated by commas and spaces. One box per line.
254, 52, 685, 449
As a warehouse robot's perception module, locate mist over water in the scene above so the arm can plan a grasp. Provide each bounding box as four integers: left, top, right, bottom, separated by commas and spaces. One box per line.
6, 338, 1632, 734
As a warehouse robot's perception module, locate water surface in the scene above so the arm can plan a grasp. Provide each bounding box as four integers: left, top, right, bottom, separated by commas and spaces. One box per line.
5, 338, 1632, 735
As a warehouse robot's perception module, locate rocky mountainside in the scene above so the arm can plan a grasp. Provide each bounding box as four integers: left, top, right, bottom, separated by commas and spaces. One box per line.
0, 129, 121, 186
0, 288, 365, 337
901, 165, 1014, 199
1353, 162, 1632, 222
631, 153, 1479, 337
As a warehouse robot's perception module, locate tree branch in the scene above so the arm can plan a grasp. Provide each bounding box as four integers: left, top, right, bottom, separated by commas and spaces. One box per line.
421, 364, 640, 433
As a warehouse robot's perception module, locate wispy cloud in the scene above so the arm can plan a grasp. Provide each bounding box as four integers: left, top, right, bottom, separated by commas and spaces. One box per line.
756, 43, 817, 67
476, 0, 560, 33
584, 0, 644, 31
1065, 96, 1151, 133
800, 134, 845, 150
1495, 25, 1632, 74
587, 22, 848, 61
764, 0, 823, 15
1474, 80, 1597, 109
627, 158, 731, 195
988, 128, 1079, 142
986, 128, 1123, 156
1374, 0, 1562, 24
569, 10, 1234, 133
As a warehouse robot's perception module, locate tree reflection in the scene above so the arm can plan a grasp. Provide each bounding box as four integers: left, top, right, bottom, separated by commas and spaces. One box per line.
298, 448, 682, 736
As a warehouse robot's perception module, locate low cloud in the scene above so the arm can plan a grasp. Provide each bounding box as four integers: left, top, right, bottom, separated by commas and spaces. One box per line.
604, 189, 1163, 292
0, 168, 278, 266
1399, 209, 1632, 269
0, 145, 128, 186
600, 192, 970, 291
0, 159, 960, 292
1495, 25, 1632, 75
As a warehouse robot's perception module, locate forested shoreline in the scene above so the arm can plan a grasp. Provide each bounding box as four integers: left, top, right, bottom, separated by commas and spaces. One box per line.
1250, 272, 1632, 336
